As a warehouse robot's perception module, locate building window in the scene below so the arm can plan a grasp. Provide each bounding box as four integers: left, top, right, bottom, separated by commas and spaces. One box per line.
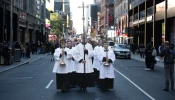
130, 16, 133, 21
156, 1, 165, 12
140, 10, 145, 18
168, 0, 175, 9
147, 7, 153, 16
134, 13, 138, 20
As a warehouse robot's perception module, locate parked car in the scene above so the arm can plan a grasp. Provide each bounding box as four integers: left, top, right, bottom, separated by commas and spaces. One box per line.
113, 44, 131, 59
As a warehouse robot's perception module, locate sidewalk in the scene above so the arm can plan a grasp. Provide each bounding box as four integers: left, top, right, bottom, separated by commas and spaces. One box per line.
0, 54, 47, 73
131, 54, 165, 68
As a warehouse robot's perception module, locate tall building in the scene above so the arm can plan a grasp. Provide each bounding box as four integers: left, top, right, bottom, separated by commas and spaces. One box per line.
0, 0, 50, 44
114, 0, 129, 44
54, 0, 71, 38
128, 0, 175, 50
99, 0, 114, 40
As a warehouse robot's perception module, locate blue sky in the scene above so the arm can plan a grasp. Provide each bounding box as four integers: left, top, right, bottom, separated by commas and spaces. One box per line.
70, 0, 94, 34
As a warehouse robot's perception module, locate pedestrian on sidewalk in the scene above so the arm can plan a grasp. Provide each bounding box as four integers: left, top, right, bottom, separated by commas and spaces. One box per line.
50, 44, 55, 61
160, 41, 175, 92
139, 43, 145, 58
26, 43, 30, 58
151, 47, 157, 70
21, 44, 26, 57
159, 43, 164, 54
145, 43, 155, 70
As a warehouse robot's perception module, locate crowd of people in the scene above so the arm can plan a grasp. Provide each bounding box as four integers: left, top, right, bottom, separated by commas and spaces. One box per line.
0, 41, 52, 64
52, 35, 115, 92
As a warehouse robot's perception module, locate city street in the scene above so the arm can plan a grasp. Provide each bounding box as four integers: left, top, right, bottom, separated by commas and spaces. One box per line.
0, 56, 175, 100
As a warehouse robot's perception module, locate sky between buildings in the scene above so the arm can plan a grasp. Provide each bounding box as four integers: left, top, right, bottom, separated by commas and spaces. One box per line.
47, 0, 94, 34
70, 0, 94, 34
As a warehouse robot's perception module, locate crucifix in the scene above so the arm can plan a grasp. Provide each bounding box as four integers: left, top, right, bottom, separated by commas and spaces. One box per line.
78, 2, 88, 73
78, 2, 88, 35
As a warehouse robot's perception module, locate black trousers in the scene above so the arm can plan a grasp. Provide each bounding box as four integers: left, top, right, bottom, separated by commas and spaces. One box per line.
164, 64, 174, 89
145, 57, 151, 68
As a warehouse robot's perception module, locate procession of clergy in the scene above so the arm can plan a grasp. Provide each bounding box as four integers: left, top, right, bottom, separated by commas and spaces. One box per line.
52, 35, 115, 92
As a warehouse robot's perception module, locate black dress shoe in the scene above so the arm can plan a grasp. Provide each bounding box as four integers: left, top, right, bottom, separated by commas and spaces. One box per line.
163, 88, 169, 91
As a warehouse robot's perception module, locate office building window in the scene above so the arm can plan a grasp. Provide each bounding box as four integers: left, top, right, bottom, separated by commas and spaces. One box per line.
156, 1, 165, 12
168, 0, 175, 9
147, 7, 153, 16
140, 10, 145, 18
134, 13, 138, 20
130, 16, 133, 21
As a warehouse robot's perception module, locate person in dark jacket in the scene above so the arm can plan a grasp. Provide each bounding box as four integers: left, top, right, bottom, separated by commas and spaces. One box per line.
145, 43, 156, 70
160, 41, 175, 91
50, 44, 55, 61
139, 43, 145, 58
26, 44, 30, 58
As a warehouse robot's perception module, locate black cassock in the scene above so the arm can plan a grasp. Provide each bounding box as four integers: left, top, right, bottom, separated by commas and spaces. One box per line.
56, 73, 70, 89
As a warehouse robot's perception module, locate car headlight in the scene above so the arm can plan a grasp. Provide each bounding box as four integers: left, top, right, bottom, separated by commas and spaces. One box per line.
115, 51, 120, 53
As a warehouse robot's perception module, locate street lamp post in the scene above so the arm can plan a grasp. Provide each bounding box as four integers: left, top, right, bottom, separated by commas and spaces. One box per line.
10, 0, 13, 48
63, 24, 65, 38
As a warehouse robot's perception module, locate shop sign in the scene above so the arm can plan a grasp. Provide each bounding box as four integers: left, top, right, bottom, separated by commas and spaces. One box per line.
147, 16, 152, 22
123, 34, 128, 37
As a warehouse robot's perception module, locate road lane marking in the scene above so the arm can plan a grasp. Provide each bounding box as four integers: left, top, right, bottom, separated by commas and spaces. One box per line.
120, 65, 128, 69
130, 68, 144, 70
46, 80, 54, 89
113, 68, 156, 100
40, 63, 45, 66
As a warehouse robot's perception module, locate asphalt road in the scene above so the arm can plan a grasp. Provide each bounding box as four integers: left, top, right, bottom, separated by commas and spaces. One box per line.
0, 57, 174, 100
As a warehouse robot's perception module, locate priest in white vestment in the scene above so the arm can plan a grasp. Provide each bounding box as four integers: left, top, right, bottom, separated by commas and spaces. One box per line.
52, 39, 70, 92
99, 41, 115, 91
65, 40, 77, 87
93, 39, 103, 85
74, 35, 95, 91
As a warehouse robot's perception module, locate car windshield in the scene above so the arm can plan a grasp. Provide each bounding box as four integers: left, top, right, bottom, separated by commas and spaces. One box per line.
116, 45, 128, 49
108, 42, 114, 46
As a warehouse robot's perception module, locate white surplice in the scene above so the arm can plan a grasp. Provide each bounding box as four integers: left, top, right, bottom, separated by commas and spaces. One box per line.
65, 47, 75, 73
71, 46, 78, 72
99, 48, 115, 79
74, 43, 94, 73
93, 46, 103, 71
52, 48, 69, 74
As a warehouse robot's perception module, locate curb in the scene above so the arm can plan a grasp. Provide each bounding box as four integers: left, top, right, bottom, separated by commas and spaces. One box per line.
0, 55, 46, 73
131, 58, 164, 68
0, 62, 29, 73
29, 55, 46, 63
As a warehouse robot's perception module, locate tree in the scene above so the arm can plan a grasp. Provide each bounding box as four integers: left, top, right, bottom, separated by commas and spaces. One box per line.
50, 13, 66, 37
